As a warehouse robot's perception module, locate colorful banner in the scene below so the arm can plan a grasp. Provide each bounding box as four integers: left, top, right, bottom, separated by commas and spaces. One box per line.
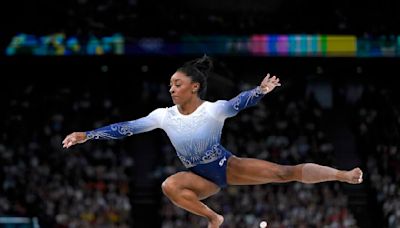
5, 33, 399, 57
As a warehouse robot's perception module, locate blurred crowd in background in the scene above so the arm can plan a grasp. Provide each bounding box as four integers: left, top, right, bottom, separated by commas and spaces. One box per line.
351, 83, 400, 228
4, 0, 399, 39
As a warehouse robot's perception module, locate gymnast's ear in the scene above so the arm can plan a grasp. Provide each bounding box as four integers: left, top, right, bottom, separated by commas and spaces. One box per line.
192, 82, 200, 92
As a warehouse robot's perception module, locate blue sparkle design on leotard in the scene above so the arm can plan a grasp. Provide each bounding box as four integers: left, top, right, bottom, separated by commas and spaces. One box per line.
86, 87, 264, 168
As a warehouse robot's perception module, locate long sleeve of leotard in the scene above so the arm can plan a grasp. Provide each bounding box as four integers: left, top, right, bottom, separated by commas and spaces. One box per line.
211, 86, 265, 120
85, 108, 165, 140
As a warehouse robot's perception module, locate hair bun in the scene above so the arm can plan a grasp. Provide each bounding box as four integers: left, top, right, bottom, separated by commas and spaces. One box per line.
183, 55, 213, 78
193, 55, 213, 76
178, 55, 215, 99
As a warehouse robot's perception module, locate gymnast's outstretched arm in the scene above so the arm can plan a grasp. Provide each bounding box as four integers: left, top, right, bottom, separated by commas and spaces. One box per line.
62, 108, 165, 148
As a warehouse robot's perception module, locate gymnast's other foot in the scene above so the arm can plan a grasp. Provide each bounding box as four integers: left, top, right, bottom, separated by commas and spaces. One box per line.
208, 214, 224, 228
339, 167, 363, 184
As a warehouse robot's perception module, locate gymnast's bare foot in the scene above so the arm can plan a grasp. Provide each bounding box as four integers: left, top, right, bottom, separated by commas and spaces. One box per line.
339, 167, 363, 184
208, 214, 224, 228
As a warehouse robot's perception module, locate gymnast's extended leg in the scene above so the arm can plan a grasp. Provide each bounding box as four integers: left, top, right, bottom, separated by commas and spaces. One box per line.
226, 156, 363, 185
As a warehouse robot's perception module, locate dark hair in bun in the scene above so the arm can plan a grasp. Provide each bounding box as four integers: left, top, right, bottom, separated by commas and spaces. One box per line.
177, 55, 213, 99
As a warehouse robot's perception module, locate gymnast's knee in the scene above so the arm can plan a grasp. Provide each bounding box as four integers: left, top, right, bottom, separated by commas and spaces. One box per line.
276, 165, 297, 181
161, 177, 179, 197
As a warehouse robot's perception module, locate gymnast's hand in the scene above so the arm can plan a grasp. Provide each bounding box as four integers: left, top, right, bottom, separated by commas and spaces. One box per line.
62, 132, 88, 148
260, 73, 281, 94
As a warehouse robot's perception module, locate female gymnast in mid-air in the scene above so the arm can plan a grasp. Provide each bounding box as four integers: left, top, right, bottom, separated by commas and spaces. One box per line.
62, 56, 363, 228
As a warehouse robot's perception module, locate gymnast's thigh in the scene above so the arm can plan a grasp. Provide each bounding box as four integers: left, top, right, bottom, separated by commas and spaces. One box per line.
226, 155, 292, 185
163, 171, 220, 200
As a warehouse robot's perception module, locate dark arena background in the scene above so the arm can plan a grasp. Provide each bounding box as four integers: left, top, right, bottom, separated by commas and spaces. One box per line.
1, 0, 399, 227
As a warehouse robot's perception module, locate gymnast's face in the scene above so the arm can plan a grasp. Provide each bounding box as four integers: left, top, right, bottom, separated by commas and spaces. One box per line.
169, 71, 199, 105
